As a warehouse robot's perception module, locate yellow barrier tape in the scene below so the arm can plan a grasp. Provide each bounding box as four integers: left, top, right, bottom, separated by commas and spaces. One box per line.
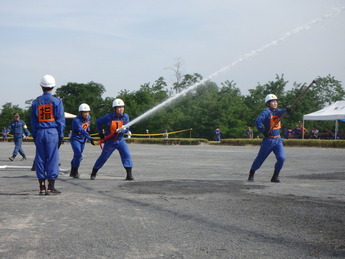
129, 128, 192, 137
6, 134, 32, 139
10, 128, 192, 139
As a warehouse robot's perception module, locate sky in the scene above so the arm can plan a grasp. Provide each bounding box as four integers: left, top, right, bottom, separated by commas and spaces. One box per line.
1, 0, 344, 111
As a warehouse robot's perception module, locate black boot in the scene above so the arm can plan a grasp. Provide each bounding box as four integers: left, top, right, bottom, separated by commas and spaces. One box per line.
73, 167, 80, 179
70, 167, 80, 178
47, 180, 62, 194
271, 170, 281, 183
69, 166, 75, 177
31, 162, 35, 171
38, 179, 46, 195
125, 167, 134, 181
9, 155, 16, 161
90, 168, 98, 180
248, 170, 255, 182
20, 155, 27, 161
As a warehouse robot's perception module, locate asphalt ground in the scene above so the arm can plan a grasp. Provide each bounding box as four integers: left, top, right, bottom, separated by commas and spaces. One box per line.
0, 141, 344, 259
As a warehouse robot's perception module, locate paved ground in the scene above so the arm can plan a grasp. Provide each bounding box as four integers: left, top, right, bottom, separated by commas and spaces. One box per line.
0, 141, 344, 258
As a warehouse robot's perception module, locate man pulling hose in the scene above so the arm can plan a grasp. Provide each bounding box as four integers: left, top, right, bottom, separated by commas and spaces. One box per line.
90, 98, 134, 181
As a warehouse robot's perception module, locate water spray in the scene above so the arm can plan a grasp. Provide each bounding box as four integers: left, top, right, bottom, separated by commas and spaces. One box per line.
120, 7, 344, 130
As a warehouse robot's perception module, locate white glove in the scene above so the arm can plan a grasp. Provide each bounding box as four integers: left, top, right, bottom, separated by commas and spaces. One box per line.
116, 126, 127, 133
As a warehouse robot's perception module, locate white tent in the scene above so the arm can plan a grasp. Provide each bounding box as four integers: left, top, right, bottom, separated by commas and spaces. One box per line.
64, 112, 76, 119
303, 101, 345, 139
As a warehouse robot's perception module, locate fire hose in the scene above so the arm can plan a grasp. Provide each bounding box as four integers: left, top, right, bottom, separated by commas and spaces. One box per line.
267, 80, 316, 135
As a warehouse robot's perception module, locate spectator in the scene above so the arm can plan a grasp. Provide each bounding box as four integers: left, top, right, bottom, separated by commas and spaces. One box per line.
291, 125, 301, 139
245, 126, 253, 139
163, 129, 169, 139
284, 128, 292, 139
311, 127, 319, 139
322, 128, 333, 139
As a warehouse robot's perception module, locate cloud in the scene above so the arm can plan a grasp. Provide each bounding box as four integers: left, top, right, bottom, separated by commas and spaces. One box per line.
0, 1, 344, 109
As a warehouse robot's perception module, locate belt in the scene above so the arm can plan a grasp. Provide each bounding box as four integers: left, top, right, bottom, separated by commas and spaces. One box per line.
268, 135, 281, 139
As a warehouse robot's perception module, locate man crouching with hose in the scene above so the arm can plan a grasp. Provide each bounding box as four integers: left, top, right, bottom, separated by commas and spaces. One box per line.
248, 94, 290, 183
90, 98, 134, 181
69, 103, 95, 178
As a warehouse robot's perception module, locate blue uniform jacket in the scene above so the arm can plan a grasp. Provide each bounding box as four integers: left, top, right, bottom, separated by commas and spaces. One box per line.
71, 114, 92, 140
255, 108, 286, 137
96, 112, 130, 140
30, 92, 65, 138
7, 120, 30, 138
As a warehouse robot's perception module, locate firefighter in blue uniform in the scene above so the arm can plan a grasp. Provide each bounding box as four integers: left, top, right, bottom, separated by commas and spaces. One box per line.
69, 103, 95, 178
214, 127, 222, 141
30, 75, 65, 195
7, 113, 30, 161
2, 127, 8, 142
248, 94, 289, 183
90, 98, 133, 181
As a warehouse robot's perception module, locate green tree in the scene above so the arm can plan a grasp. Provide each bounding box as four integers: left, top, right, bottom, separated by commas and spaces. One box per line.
173, 73, 203, 93
285, 76, 345, 132
283, 82, 320, 130
185, 81, 220, 138
0, 103, 28, 129
55, 81, 106, 114
55, 81, 107, 133
7, 72, 343, 139
313, 75, 345, 106
217, 80, 249, 138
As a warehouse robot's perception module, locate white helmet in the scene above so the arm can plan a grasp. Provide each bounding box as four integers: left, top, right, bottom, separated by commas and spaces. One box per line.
112, 98, 125, 107
78, 103, 91, 112
40, 74, 56, 88
265, 94, 278, 104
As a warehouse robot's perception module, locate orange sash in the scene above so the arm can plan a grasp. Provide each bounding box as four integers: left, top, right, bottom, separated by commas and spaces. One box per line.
110, 120, 123, 133
270, 115, 281, 130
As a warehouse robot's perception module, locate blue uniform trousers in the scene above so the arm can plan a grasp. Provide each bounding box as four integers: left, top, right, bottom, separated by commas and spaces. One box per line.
13, 136, 26, 157
250, 138, 285, 172
70, 138, 86, 168
94, 139, 132, 170
34, 128, 59, 180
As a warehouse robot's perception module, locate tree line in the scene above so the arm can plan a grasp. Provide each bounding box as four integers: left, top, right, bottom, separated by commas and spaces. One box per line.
1, 73, 344, 140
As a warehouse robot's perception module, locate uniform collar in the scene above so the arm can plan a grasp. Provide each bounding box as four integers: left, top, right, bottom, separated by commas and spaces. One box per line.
112, 112, 124, 118
42, 92, 53, 97
77, 114, 90, 121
